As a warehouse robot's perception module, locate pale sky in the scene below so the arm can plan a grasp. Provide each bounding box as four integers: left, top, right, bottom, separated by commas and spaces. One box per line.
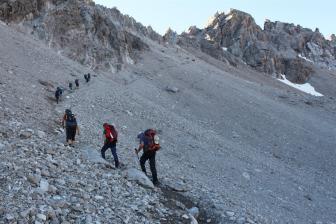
94, 0, 335, 38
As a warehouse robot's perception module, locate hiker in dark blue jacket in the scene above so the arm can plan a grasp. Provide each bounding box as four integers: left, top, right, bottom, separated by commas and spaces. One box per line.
136, 129, 160, 185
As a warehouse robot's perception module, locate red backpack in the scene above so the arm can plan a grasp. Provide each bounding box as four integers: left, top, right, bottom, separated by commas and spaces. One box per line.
104, 124, 118, 143
144, 129, 160, 151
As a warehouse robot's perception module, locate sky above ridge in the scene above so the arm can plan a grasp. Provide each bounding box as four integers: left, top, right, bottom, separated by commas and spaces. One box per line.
94, 0, 335, 38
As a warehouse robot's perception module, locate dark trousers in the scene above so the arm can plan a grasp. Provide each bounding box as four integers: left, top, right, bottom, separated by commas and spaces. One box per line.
140, 151, 158, 183
101, 142, 119, 168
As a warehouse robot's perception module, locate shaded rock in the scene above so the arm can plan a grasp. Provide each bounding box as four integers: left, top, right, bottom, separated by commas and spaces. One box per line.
19, 129, 33, 139
27, 174, 41, 186
166, 86, 179, 93
36, 130, 46, 138
188, 207, 200, 218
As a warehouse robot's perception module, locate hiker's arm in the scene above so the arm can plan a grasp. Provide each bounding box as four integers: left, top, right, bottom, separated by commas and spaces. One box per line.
136, 143, 144, 153
76, 126, 80, 135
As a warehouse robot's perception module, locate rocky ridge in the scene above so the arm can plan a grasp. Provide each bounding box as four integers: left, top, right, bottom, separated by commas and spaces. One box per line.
0, 0, 161, 72
165, 9, 336, 83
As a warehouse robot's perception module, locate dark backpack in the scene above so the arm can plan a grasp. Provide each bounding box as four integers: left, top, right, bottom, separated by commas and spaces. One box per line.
143, 129, 160, 152
104, 124, 118, 143
66, 113, 77, 127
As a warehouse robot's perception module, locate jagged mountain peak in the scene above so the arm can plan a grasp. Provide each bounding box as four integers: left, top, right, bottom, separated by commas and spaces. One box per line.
0, 0, 162, 72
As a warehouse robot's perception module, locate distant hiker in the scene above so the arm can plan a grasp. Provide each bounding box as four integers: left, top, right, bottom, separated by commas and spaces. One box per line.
62, 109, 80, 147
136, 129, 161, 185
87, 73, 91, 82
101, 123, 119, 168
55, 87, 63, 104
55, 89, 60, 104
69, 82, 73, 90
84, 74, 89, 83
75, 79, 79, 88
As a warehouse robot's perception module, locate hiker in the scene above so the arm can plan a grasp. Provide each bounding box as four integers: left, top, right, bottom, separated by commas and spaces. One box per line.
87, 73, 91, 82
55, 89, 60, 104
55, 87, 63, 104
136, 129, 161, 185
69, 82, 73, 90
75, 79, 79, 88
84, 74, 89, 83
62, 109, 80, 147
101, 123, 119, 168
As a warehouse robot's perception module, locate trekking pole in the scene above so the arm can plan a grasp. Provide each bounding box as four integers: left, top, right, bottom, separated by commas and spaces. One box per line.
134, 148, 139, 160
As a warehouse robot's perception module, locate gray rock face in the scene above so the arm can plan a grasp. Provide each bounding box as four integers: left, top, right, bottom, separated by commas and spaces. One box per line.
0, 0, 158, 72
176, 9, 336, 83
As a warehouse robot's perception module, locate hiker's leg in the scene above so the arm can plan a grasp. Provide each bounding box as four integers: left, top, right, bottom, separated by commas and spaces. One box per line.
149, 152, 158, 183
140, 153, 148, 175
101, 143, 109, 159
111, 144, 119, 168
65, 127, 71, 143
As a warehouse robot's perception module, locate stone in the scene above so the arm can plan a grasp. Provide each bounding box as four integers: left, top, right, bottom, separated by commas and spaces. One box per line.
27, 174, 41, 186
36, 130, 46, 138
39, 179, 49, 192
5, 213, 14, 220
125, 168, 154, 189
0, 143, 5, 150
188, 207, 200, 218
37, 213, 47, 221
225, 211, 235, 217
166, 86, 179, 93
20, 129, 33, 139
182, 214, 189, 219
242, 172, 251, 180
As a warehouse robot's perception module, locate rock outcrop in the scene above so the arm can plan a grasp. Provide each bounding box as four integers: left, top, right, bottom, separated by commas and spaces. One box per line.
169, 9, 336, 83
0, 0, 162, 72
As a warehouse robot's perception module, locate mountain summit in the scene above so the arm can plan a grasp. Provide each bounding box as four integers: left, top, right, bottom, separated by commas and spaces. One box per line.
167, 9, 336, 83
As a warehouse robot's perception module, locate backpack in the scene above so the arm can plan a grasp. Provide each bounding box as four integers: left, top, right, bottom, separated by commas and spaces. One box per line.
104, 124, 118, 143
65, 113, 77, 127
143, 129, 160, 152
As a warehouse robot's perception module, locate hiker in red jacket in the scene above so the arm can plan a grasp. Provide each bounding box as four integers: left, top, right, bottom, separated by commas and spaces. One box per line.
101, 123, 119, 168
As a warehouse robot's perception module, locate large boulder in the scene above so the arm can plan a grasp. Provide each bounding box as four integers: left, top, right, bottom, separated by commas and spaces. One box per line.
124, 168, 154, 189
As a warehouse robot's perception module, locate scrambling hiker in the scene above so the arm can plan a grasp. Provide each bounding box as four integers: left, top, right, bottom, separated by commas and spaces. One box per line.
62, 109, 80, 147
75, 79, 79, 88
101, 123, 119, 168
136, 129, 161, 185
55, 87, 63, 104
69, 82, 73, 90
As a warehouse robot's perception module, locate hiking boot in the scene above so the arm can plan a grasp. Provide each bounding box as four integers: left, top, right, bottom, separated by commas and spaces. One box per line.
153, 180, 160, 186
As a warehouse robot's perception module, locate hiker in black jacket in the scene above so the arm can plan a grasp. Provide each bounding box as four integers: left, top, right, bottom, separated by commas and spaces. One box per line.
55, 87, 63, 104
75, 79, 79, 88
62, 109, 80, 147
136, 129, 161, 185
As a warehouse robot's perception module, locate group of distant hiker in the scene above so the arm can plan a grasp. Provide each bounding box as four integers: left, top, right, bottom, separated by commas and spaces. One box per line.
61, 107, 161, 185
55, 73, 92, 104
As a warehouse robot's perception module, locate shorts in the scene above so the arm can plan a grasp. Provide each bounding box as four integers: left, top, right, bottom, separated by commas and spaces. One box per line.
66, 126, 76, 141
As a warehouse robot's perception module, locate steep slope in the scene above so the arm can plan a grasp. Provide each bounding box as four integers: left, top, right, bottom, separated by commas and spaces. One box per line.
1, 2, 336, 224
166, 9, 336, 84
0, 22, 202, 224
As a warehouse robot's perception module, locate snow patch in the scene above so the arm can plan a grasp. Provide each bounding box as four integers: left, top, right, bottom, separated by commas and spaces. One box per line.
277, 74, 323, 97
298, 54, 313, 63
205, 34, 212, 41
205, 15, 216, 28
222, 47, 228, 51
226, 15, 233, 21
